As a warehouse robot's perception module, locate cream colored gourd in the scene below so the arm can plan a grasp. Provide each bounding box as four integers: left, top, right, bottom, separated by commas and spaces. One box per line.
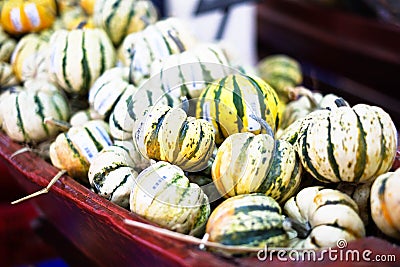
284, 186, 366, 249
135, 105, 215, 172
0, 62, 19, 89
0, 81, 70, 143
295, 104, 398, 184
49, 120, 113, 183
370, 168, 400, 240
130, 161, 210, 234
47, 27, 116, 95
0, 27, 16, 62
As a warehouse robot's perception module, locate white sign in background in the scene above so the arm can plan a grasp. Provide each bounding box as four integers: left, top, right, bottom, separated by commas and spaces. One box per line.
166, 0, 257, 67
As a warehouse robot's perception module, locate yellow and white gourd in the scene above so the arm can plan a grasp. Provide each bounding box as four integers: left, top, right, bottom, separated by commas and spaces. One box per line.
284, 186, 366, 249
135, 105, 215, 172
196, 73, 281, 145
94, 0, 158, 47
0, 0, 57, 35
130, 161, 210, 234
10, 32, 50, 82
49, 120, 113, 183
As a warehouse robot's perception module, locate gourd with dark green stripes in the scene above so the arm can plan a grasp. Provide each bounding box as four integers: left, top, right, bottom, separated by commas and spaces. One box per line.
119, 17, 197, 85
49, 120, 113, 184
284, 186, 365, 249
211, 132, 275, 197
257, 54, 302, 103
130, 161, 211, 235
256, 139, 302, 203
108, 81, 179, 141
94, 0, 158, 47
47, 27, 116, 95
196, 73, 281, 145
135, 104, 215, 172
10, 32, 50, 82
0, 62, 19, 89
88, 66, 131, 118
0, 81, 70, 143
370, 168, 400, 240
0, 27, 16, 62
150, 43, 233, 99
88, 144, 139, 208
295, 103, 398, 184
204, 73, 281, 140
206, 193, 289, 248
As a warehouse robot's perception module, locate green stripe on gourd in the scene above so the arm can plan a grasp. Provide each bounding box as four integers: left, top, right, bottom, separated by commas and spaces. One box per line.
130, 161, 210, 234
48, 28, 116, 95
296, 105, 397, 184
257, 140, 302, 203
206, 194, 289, 248
88, 145, 138, 208
135, 105, 215, 172
196, 73, 281, 145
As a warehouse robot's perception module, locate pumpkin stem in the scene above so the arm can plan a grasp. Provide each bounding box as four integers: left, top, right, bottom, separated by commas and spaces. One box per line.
248, 114, 274, 139
334, 98, 348, 107
11, 170, 67, 205
288, 86, 318, 109
283, 217, 311, 239
44, 117, 71, 131
140, 15, 151, 27
76, 21, 88, 29
180, 96, 189, 113
168, 29, 185, 53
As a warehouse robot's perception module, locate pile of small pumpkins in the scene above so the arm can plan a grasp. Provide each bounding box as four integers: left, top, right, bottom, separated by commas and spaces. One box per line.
0, 0, 399, 256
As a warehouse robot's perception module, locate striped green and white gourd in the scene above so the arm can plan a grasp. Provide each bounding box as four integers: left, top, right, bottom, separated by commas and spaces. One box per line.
295, 104, 398, 184
0, 62, 19, 89
196, 73, 281, 145
257, 54, 303, 103
47, 27, 116, 95
135, 104, 216, 172
10, 32, 50, 82
0, 81, 70, 143
206, 193, 289, 248
94, 0, 158, 47
150, 43, 233, 99
130, 161, 211, 234
108, 80, 179, 140
119, 17, 197, 85
211, 132, 275, 197
0, 27, 16, 62
88, 66, 131, 118
88, 144, 138, 208
284, 186, 366, 249
49, 120, 113, 184
256, 139, 302, 204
